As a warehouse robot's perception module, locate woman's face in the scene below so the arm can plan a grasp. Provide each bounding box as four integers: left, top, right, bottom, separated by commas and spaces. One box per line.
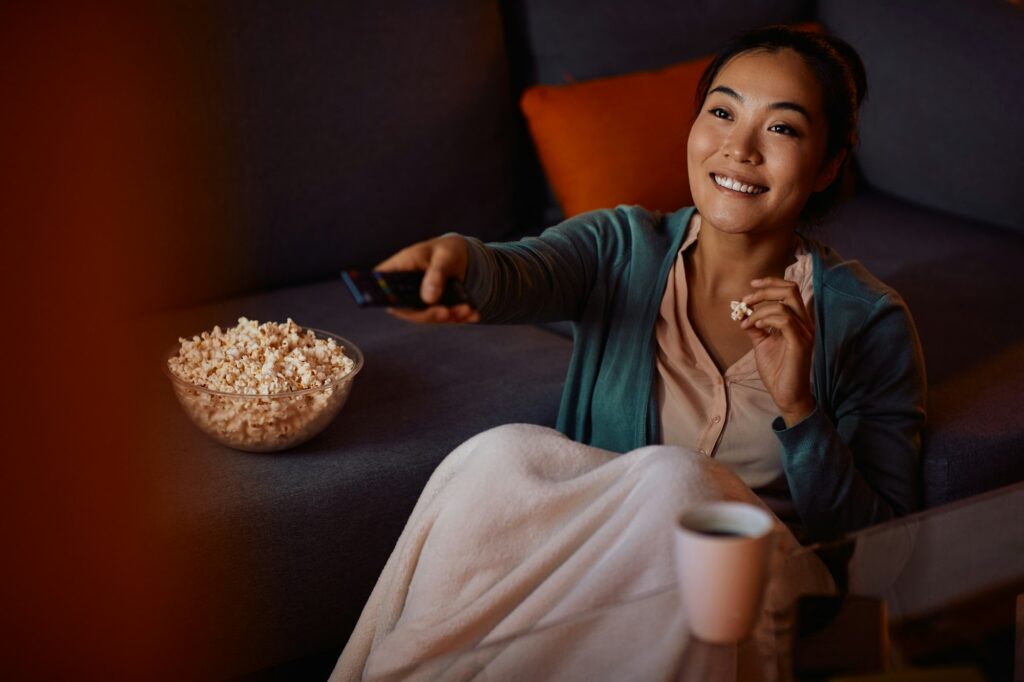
687, 48, 843, 237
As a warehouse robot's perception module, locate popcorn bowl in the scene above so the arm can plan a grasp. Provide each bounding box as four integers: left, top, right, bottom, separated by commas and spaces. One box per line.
164, 328, 364, 453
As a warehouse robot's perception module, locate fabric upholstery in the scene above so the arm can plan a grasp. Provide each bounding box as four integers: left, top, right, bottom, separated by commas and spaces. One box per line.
820, 189, 1024, 505
818, 0, 1024, 231
149, 1, 520, 308
140, 280, 572, 678
502, 0, 811, 85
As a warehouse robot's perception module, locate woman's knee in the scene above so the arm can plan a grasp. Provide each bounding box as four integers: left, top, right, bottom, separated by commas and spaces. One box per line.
631, 444, 706, 471
450, 423, 563, 472
621, 445, 700, 485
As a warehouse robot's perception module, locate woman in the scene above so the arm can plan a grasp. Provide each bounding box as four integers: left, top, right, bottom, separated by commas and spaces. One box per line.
334, 25, 926, 680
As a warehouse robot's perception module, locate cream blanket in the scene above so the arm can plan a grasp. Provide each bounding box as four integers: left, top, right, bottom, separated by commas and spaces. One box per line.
331, 424, 834, 681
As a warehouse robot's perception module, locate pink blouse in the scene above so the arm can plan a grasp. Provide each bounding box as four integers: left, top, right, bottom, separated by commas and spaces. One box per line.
655, 213, 814, 497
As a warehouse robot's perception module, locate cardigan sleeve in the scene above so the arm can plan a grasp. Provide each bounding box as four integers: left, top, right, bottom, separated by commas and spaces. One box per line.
459, 212, 610, 324
773, 292, 927, 540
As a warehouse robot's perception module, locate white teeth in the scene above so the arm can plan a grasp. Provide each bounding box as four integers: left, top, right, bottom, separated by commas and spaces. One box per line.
713, 174, 767, 195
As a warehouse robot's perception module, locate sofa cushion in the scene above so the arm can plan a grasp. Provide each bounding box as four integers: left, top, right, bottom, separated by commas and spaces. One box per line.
820, 189, 1024, 505
140, 279, 572, 678
519, 57, 710, 217
818, 0, 1024, 232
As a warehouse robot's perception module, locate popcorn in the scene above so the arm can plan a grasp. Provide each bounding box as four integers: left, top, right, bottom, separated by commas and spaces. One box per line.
730, 300, 754, 322
166, 318, 357, 451
168, 317, 353, 394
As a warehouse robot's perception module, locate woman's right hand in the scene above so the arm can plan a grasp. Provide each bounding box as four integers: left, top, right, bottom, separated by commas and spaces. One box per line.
374, 234, 480, 324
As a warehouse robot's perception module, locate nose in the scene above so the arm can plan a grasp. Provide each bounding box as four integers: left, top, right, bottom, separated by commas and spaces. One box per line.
722, 125, 762, 165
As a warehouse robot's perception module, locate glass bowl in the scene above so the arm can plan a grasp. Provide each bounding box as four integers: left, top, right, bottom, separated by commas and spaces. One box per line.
164, 328, 364, 453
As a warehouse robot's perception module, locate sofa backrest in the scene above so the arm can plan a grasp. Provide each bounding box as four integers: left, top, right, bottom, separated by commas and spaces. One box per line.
150, 0, 1023, 310
149, 0, 521, 309
502, 0, 811, 86
819, 0, 1024, 232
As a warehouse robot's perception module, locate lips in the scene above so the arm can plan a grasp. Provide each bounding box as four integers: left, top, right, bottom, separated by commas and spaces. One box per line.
710, 173, 769, 195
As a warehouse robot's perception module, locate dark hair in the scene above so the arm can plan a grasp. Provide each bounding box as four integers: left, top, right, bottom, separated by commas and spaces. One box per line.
694, 25, 868, 226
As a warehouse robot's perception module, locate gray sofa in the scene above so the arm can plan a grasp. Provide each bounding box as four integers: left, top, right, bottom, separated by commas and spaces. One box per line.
140, 1, 1024, 678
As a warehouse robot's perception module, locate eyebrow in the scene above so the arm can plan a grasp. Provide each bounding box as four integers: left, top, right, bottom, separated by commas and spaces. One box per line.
708, 85, 813, 122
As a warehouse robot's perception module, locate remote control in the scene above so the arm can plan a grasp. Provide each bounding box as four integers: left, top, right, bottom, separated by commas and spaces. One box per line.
341, 270, 470, 310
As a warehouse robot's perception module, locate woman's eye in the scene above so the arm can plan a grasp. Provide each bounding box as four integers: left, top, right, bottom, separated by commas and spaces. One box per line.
769, 123, 797, 136
708, 107, 731, 120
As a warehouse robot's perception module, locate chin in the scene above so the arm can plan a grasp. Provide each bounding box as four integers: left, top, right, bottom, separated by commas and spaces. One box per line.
694, 201, 765, 235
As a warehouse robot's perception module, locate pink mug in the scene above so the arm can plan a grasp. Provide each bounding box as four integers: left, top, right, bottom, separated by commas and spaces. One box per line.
673, 501, 776, 643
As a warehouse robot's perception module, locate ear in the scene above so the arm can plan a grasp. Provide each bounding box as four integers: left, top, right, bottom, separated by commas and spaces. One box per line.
813, 148, 847, 192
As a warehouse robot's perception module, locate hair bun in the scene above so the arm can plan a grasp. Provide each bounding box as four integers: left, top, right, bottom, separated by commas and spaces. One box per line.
824, 34, 868, 106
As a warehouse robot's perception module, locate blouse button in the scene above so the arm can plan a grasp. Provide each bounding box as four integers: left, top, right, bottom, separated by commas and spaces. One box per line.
711, 415, 721, 424
698, 448, 707, 455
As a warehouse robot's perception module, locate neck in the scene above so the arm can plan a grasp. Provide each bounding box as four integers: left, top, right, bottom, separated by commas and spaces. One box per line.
688, 213, 799, 298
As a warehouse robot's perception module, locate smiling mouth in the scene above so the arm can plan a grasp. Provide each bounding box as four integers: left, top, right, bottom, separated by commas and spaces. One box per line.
711, 173, 769, 195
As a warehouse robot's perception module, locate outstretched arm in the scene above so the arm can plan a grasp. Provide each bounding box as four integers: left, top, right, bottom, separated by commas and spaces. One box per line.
377, 210, 613, 326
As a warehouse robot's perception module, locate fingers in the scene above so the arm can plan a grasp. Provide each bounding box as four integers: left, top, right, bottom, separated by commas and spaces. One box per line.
742, 277, 809, 323
375, 236, 469, 305
738, 277, 813, 346
386, 304, 479, 325
421, 243, 462, 305
375, 243, 432, 273
740, 303, 813, 344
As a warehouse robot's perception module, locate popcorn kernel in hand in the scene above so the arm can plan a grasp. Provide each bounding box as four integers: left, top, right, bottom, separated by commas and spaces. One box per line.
730, 300, 753, 322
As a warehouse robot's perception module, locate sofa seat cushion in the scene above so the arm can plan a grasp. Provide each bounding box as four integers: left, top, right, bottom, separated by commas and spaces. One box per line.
139, 279, 572, 679
821, 189, 1024, 506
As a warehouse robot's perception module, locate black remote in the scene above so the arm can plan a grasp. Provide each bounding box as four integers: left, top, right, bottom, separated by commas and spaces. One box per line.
341, 270, 470, 310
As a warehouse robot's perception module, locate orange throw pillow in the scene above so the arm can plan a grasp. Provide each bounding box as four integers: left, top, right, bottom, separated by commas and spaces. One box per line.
521, 23, 823, 218
521, 57, 712, 218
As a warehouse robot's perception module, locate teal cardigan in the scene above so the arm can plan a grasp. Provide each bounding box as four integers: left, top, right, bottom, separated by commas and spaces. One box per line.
462, 205, 927, 540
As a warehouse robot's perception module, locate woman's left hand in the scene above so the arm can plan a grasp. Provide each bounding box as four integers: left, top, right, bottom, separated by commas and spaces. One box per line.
740, 277, 816, 427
